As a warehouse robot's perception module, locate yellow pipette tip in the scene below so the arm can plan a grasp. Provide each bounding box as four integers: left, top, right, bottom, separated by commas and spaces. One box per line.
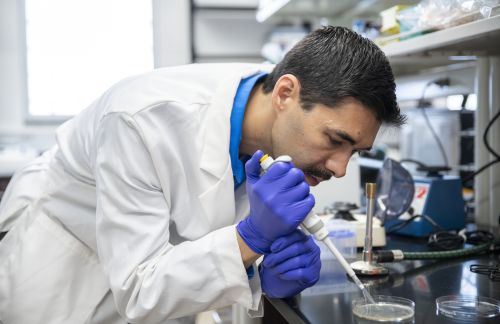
260, 154, 269, 163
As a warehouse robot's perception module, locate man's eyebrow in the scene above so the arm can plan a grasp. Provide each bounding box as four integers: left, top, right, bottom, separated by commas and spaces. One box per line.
331, 129, 373, 151
333, 130, 356, 145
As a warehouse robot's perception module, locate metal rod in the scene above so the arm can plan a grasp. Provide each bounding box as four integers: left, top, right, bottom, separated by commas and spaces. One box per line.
362, 183, 376, 263
350, 182, 389, 276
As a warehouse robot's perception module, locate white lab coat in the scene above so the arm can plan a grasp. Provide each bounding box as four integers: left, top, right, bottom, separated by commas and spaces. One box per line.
0, 63, 273, 324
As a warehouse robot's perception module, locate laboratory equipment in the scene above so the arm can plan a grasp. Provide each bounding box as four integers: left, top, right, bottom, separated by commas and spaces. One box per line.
436, 295, 500, 320
328, 202, 386, 248
373, 157, 464, 238
302, 219, 357, 296
330, 202, 358, 220
470, 263, 500, 281
356, 157, 415, 246
351, 214, 387, 248
318, 219, 357, 261
301, 257, 359, 296
375, 159, 415, 223
359, 157, 465, 238
303, 219, 357, 296
400, 108, 460, 175
373, 236, 500, 263
259, 154, 375, 303
351, 159, 415, 276
350, 183, 389, 276
384, 172, 465, 237
352, 295, 415, 323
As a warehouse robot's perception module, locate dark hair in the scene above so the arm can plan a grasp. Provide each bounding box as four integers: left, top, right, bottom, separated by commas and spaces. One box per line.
262, 26, 406, 127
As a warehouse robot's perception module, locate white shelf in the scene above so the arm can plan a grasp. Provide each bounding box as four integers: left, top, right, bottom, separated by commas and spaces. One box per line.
256, 0, 289, 22
381, 15, 500, 58
194, 0, 259, 7
194, 9, 273, 58
256, 0, 418, 23
256, 0, 352, 22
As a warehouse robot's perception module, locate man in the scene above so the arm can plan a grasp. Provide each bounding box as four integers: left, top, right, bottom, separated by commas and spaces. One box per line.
0, 26, 404, 323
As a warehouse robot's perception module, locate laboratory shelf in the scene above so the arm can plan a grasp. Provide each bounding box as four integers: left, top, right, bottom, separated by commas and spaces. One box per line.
256, 0, 499, 57
381, 15, 500, 58
256, 0, 353, 22
194, 0, 258, 8
256, 0, 417, 22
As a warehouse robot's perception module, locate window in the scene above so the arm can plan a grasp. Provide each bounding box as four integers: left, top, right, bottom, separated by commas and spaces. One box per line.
24, 0, 153, 117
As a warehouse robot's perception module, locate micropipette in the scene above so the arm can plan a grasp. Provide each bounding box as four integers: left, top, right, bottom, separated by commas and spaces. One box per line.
259, 154, 375, 303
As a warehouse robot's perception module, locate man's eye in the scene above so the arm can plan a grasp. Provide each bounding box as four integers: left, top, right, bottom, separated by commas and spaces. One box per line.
329, 137, 342, 146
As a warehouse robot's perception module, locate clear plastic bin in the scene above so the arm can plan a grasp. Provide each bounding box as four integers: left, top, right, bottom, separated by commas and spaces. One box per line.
317, 218, 357, 261
303, 219, 358, 296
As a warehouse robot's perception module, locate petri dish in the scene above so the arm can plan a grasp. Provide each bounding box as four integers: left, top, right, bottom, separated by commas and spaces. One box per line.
436, 295, 500, 320
352, 295, 415, 323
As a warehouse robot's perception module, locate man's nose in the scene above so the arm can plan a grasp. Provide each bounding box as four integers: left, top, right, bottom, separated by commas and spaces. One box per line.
325, 152, 350, 178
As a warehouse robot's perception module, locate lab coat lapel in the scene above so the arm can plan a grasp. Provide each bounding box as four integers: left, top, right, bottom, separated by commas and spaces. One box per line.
196, 73, 240, 228
197, 66, 270, 228
198, 73, 240, 180
198, 64, 273, 180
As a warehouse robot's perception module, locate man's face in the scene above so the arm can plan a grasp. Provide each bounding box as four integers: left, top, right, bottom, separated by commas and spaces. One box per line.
270, 97, 380, 186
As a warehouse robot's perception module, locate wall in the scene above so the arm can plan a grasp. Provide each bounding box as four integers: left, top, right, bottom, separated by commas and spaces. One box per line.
0, 0, 191, 147
153, 0, 191, 68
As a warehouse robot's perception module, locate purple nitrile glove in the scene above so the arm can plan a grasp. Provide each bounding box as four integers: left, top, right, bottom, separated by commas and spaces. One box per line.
236, 150, 315, 254
260, 230, 321, 298
259, 229, 321, 298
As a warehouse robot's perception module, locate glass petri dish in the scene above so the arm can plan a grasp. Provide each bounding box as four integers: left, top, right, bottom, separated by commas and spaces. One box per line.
436, 295, 500, 320
352, 295, 415, 323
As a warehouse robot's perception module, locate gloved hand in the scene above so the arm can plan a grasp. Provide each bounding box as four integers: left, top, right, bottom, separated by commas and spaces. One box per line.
260, 230, 321, 298
237, 150, 315, 254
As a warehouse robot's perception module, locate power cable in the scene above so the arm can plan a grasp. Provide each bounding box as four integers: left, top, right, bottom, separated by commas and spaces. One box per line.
375, 236, 500, 262
461, 107, 500, 184
482, 107, 500, 159
402, 239, 498, 260
417, 79, 450, 168
460, 94, 469, 110
463, 229, 495, 245
428, 231, 465, 250
462, 159, 500, 184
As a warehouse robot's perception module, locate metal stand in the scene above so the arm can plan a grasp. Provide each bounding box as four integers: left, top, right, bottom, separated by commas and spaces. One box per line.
351, 183, 389, 276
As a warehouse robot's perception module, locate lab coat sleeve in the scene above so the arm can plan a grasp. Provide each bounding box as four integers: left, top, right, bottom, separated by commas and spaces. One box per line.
0, 148, 53, 232
94, 112, 261, 323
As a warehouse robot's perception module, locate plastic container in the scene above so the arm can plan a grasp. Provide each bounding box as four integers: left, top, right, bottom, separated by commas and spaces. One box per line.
301, 257, 359, 296
302, 219, 357, 296
352, 295, 415, 323
436, 295, 500, 320
317, 218, 357, 261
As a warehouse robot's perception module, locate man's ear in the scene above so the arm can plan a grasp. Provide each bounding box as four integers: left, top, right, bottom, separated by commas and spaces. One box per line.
271, 74, 301, 112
